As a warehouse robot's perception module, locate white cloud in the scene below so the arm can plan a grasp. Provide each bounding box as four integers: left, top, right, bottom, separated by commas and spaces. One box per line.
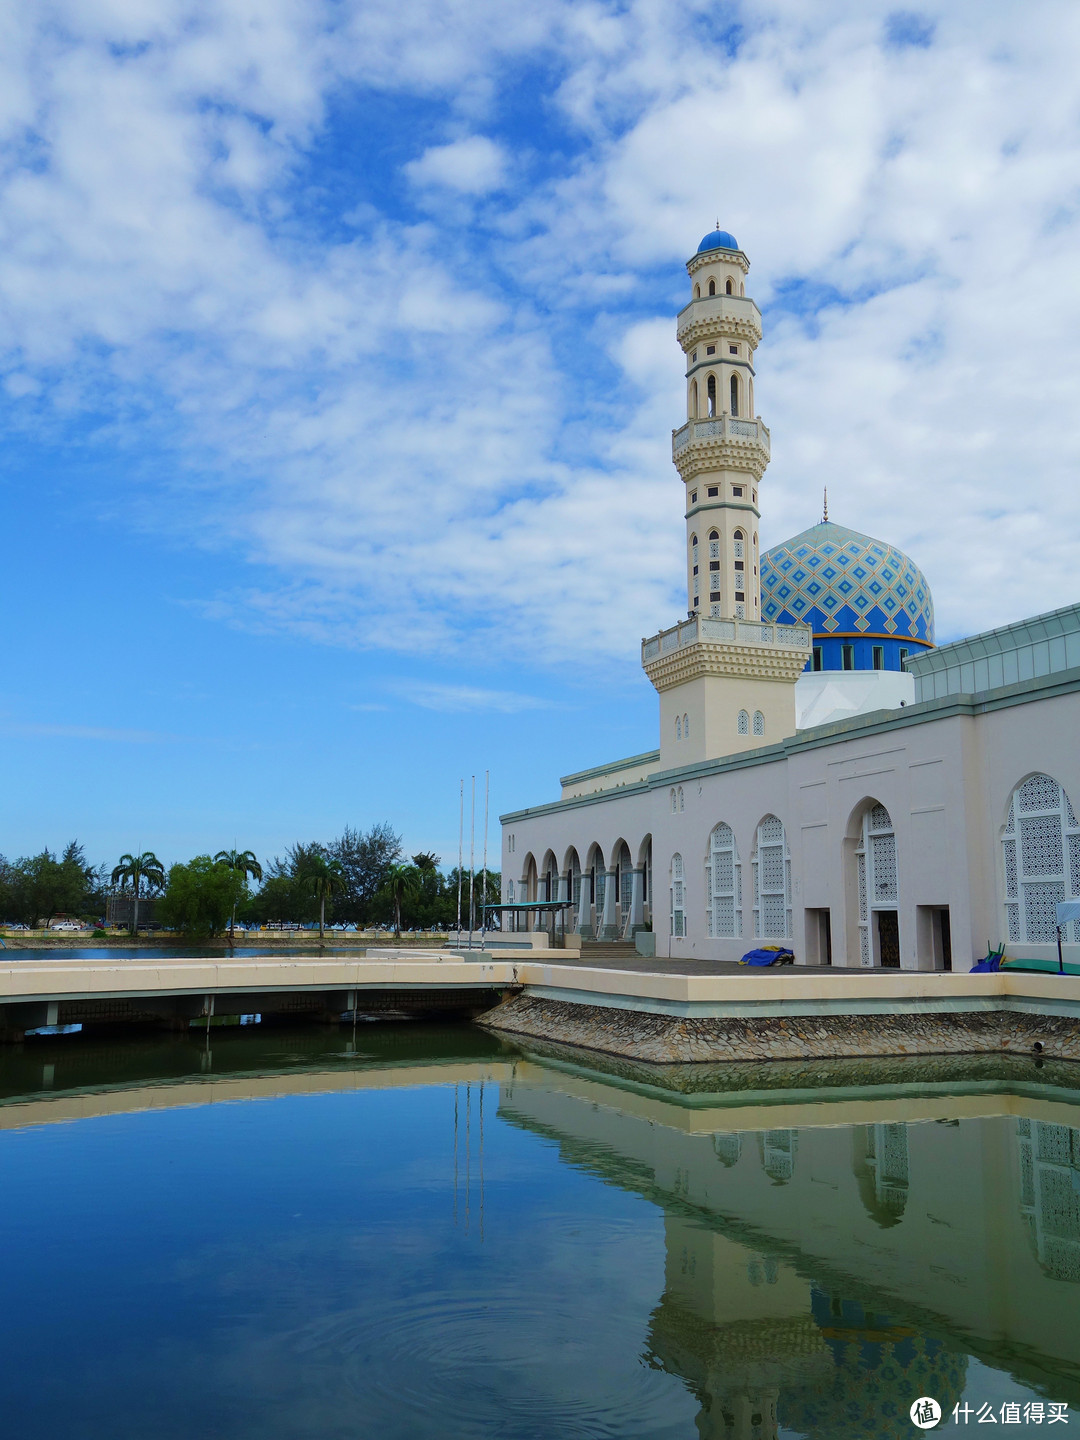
390, 682, 555, 714
2, 0, 1080, 674
404, 136, 509, 194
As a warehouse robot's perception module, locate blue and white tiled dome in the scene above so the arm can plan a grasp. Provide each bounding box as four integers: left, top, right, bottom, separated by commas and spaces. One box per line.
761, 521, 934, 671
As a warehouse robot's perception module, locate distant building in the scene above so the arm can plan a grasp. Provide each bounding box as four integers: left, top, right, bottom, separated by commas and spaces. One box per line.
105, 896, 161, 928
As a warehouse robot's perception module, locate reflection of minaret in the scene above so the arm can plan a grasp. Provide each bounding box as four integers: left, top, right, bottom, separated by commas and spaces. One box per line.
1017, 1119, 1080, 1282
646, 1216, 833, 1440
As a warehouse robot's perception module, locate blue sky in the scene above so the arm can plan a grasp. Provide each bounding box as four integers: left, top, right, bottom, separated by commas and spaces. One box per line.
3, 0, 1080, 870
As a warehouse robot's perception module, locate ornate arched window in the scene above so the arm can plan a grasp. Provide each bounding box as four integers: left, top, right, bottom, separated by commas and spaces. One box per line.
706, 823, 742, 937
507, 879, 515, 903
708, 278, 716, 296
670, 787, 677, 813
683, 712, 690, 738
737, 709, 749, 735
689, 378, 698, 418
707, 374, 716, 416
1002, 774, 1080, 943
733, 529, 745, 560
675, 715, 681, 741
694, 283, 700, 299
729, 373, 739, 416
725, 278, 733, 295
752, 816, 791, 939
670, 853, 686, 938
708, 529, 720, 559
678, 786, 685, 812
753, 710, 765, 737
856, 804, 899, 966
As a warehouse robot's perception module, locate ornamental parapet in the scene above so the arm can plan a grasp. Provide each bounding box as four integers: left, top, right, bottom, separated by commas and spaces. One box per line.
641, 615, 812, 691
676, 294, 762, 348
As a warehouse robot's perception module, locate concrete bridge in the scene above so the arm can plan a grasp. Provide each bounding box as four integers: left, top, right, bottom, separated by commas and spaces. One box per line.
1, 948, 1078, 1051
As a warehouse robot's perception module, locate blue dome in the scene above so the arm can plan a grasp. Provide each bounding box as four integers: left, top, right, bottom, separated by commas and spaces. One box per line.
697, 228, 739, 253
760, 521, 934, 672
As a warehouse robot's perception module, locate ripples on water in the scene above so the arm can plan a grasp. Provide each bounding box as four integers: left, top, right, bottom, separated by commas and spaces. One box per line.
0, 1024, 1077, 1438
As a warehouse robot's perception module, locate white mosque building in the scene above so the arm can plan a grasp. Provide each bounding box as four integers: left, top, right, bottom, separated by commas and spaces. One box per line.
500, 227, 1080, 969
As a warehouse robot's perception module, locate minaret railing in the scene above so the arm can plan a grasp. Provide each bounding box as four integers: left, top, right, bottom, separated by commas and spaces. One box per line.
672, 416, 770, 458
642, 617, 811, 662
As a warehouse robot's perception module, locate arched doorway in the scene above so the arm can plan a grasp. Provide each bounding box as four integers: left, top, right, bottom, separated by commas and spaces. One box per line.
854, 803, 900, 966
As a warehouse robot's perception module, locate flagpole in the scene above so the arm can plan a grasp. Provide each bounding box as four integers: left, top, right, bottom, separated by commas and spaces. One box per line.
467, 775, 476, 947
455, 779, 464, 942
479, 770, 489, 940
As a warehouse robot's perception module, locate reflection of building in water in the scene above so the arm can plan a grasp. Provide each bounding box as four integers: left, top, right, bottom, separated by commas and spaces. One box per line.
1018, 1121, 1080, 1283
497, 1068, 1080, 1429
853, 1123, 910, 1227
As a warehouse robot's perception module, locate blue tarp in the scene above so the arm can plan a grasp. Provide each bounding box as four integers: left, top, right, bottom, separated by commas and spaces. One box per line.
740, 947, 795, 967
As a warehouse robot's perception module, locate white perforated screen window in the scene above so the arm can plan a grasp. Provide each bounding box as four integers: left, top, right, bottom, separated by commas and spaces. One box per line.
1003, 776, 1080, 943
752, 817, 790, 940
708, 824, 741, 938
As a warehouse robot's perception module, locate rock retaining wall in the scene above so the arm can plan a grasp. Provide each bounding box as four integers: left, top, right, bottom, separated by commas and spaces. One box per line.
478, 993, 1080, 1065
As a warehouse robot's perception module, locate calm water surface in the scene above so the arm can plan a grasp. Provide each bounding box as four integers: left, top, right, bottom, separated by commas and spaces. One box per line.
0, 1026, 1078, 1438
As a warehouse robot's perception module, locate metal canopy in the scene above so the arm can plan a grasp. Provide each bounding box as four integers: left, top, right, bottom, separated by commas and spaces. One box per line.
482, 901, 574, 912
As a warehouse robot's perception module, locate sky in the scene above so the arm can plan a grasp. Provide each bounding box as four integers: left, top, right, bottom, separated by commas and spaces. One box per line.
2, 0, 1080, 871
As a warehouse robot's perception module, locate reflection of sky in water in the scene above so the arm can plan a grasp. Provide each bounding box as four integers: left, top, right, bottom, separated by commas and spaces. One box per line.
0, 1033, 1077, 1439
0, 1084, 695, 1439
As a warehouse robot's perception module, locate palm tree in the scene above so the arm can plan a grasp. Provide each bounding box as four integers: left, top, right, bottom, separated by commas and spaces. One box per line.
110, 851, 165, 935
386, 863, 421, 937
300, 853, 346, 939
213, 849, 263, 939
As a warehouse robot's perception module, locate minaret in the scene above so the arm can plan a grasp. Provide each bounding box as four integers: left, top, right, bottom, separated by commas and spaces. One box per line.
642, 227, 811, 768
675, 227, 768, 621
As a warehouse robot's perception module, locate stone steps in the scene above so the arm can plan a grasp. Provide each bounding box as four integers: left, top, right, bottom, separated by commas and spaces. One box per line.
579, 941, 639, 960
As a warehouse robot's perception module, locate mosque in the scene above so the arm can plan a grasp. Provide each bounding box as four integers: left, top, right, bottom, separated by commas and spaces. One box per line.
501, 227, 1080, 968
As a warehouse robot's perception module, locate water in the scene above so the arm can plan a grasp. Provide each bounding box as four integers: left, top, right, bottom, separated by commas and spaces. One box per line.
0, 1027, 1078, 1438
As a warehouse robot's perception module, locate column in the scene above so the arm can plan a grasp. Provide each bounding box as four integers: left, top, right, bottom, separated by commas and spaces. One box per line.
577, 870, 593, 938
628, 866, 645, 934
518, 872, 530, 933
600, 867, 619, 940
556, 872, 569, 936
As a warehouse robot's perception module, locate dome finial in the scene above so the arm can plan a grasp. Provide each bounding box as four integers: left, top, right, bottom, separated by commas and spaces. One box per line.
822, 486, 828, 523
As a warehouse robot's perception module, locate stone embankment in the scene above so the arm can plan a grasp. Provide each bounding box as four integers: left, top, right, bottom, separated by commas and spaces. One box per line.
478, 993, 1080, 1065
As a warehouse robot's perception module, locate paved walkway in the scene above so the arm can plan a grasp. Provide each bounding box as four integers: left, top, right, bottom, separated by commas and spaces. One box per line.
546, 950, 872, 976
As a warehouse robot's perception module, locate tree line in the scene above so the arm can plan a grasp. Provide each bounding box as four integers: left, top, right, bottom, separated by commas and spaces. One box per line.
0, 823, 501, 938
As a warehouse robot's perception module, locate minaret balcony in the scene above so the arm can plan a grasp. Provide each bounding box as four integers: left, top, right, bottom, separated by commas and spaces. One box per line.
672, 415, 771, 465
